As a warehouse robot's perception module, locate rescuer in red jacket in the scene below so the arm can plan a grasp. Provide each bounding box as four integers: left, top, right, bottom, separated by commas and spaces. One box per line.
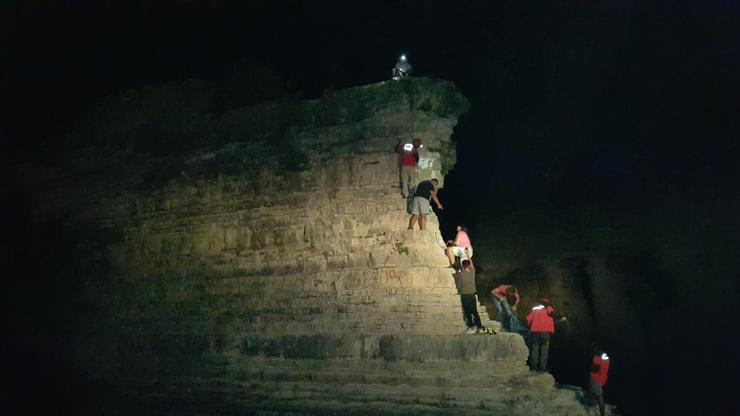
395, 138, 422, 198
525, 298, 566, 372
589, 347, 610, 416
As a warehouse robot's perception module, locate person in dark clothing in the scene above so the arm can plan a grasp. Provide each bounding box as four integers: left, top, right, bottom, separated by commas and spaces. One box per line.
408, 178, 442, 230
454, 259, 484, 334
526, 298, 567, 372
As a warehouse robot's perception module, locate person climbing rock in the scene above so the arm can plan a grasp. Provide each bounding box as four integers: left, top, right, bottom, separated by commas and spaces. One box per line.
453, 225, 473, 260
526, 298, 567, 372
445, 240, 469, 270
408, 178, 442, 230
589, 347, 610, 416
453, 259, 484, 334
395, 138, 422, 198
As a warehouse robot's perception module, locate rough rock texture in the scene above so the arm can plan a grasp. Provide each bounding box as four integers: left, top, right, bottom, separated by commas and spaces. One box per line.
33, 79, 595, 415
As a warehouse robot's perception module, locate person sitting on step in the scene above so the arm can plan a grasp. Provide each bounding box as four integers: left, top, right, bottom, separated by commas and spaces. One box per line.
445, 240, 469, 271
453, 225, 473, 260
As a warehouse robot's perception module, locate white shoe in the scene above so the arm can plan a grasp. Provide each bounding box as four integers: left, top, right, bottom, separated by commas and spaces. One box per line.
463, 327, 477, 335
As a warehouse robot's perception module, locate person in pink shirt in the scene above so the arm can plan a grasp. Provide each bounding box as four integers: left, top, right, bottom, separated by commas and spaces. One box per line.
445, 240, 468, 270
454, 225, 473, 258
445, 226, 473, 268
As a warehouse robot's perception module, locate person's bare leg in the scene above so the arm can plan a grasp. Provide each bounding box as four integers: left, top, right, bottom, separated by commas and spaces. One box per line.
445, 248, 455, 265
419, 214, 427, 230
408, 215, 417, 230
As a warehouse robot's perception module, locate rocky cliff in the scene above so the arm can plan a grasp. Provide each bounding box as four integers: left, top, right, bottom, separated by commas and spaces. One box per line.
30, 78, 596, 415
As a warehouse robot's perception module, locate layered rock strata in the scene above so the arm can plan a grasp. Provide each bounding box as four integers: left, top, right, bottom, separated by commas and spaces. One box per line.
34, 79, 593, 415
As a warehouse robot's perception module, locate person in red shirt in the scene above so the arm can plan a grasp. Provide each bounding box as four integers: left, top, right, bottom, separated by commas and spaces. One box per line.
525, 298, 567, 372
395, 138, 422, 198
491, 285, 527, 334
491, 284, 520, 315
589, 347, 610, 416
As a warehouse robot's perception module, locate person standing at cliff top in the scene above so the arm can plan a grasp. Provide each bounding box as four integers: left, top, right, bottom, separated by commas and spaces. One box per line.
395, 138, 422, 198
526, 298, 567, 372
408, 178, 443, 230
454, 259, 485, 334
589, 347, 610, 416
392, 53, 412, 80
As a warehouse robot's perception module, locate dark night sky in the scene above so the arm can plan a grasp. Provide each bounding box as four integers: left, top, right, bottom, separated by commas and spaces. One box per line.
7, 0, 739, 234
4, 1, 740, 232
3, 1, 740, 414
5, 1, 740, 162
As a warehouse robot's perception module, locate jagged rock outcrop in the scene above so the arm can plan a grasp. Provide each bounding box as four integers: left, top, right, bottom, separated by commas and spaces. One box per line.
31, 78, 596, 415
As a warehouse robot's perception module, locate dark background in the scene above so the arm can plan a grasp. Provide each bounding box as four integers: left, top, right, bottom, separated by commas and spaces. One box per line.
3, 1, 740, 415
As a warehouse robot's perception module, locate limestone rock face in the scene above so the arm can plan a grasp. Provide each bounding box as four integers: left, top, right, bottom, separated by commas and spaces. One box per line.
35, 79, 594, 415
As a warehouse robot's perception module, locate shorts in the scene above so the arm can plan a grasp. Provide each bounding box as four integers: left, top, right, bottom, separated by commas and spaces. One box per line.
589, 379, 604, 397
411, 196, 432, 215
449, 246, 471, 259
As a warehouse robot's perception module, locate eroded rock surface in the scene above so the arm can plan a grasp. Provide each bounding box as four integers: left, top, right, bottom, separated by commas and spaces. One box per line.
32, 78, 596, 415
